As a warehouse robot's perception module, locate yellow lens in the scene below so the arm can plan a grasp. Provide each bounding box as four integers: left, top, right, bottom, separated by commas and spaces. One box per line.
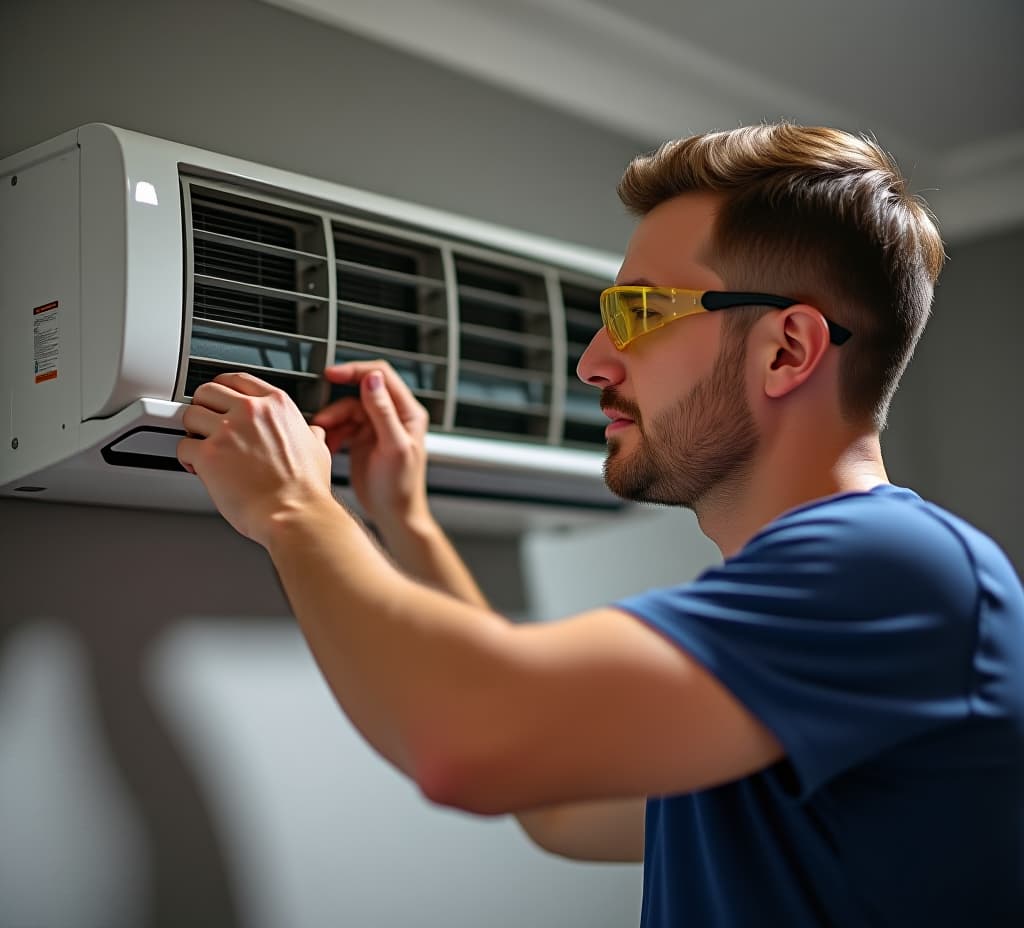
602, 288, 663, 348
599, 287, 707, 349
600, 291, 631, 348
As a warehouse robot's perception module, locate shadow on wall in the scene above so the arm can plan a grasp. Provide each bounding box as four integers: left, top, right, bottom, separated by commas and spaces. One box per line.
0, 499, 644, 928
0, 500, 291, 928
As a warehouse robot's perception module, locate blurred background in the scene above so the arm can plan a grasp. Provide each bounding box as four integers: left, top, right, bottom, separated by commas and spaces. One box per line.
1, 1, 1021, 925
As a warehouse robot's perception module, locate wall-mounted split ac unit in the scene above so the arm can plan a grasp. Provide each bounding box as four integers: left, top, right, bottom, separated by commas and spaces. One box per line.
0, 124, 624, 532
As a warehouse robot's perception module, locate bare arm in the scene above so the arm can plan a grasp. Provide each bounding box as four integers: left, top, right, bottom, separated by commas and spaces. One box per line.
177, 372, 783, 824
316, 363, 643, 860
313, 362, 487, 608
517, 798, 645, 863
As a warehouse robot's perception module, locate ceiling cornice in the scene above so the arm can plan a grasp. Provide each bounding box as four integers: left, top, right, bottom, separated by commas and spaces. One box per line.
261, 0, 1024, 244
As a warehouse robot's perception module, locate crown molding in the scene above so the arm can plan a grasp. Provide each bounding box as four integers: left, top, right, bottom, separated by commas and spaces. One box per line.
260, 0, 1024, 244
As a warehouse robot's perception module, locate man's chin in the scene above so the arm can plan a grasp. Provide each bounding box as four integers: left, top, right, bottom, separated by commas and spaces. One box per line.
603, 452, 650, 503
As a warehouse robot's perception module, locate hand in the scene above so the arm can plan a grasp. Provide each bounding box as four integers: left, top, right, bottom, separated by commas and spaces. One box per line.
312, 361, 430, 531
177, 372, 336, 547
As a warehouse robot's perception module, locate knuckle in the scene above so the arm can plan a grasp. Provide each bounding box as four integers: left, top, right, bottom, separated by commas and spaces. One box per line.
238, 395, 259, 416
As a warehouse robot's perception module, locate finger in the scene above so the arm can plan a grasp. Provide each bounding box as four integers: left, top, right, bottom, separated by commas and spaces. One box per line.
323, 420, 370, 454
190, 381, 242, 414
176, 435, 202, 475
181, 404, 224, 438
310, 424, 327, 444
361, 370, 410, 449
212, 371, 279, 396
323, 360, 384, 383
311, 395, 366, 427
326, 361, 426, 427
312, 398, 369, 451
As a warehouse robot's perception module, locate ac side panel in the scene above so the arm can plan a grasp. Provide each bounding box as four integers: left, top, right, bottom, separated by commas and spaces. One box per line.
79, 124, 184, 420
0, 144, 83, 490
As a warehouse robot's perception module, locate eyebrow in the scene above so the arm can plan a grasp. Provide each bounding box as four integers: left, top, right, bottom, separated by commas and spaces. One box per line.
615, 278, 658, 287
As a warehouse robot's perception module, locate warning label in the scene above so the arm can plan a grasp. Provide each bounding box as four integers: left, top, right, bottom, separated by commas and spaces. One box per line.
33, 300, 59, 384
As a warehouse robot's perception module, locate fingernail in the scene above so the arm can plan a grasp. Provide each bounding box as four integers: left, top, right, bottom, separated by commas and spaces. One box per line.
366, 371, 383, 391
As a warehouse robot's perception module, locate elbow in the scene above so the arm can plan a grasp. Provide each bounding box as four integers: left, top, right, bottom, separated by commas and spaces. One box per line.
410, 739, 510, 816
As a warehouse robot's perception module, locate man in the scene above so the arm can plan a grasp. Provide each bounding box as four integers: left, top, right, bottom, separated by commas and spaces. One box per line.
178, 124, 1024, 926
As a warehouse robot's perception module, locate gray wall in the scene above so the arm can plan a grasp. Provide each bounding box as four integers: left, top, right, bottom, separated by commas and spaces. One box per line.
1, 0, 1022, 926
0, 502, 648, 928
0, 0, 638, 253
885, 227, 1024, 565
0, 1, 648, 925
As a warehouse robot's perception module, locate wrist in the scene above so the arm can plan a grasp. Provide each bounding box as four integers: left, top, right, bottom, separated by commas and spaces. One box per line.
374, 501, 439, 548
263, 493, 348, 554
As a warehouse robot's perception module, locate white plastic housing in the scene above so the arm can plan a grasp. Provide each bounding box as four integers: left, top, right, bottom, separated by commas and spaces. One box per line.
0, 125, 623, 532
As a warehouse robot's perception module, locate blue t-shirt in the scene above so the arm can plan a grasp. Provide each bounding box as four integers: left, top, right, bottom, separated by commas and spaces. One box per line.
616, 485, 1024, 927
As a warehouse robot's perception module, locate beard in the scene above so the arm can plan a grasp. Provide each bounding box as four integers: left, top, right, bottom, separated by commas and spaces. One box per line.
601, 336, 758, 509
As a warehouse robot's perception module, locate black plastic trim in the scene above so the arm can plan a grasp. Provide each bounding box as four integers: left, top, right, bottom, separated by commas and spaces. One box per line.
100, 426, 188, 473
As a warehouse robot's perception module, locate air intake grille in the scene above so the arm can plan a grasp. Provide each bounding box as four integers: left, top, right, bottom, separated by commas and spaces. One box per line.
332, 223, 449, 424
454, 256, 552, 442
181, 185, 330, 412
179, 177, 611, 452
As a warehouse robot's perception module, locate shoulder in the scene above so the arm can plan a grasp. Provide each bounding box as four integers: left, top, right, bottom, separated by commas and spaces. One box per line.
625, 487, 986, 627
739, 486, 981, 607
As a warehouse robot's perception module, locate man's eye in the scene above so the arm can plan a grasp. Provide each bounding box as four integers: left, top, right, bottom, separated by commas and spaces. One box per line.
632, 307, 662, 320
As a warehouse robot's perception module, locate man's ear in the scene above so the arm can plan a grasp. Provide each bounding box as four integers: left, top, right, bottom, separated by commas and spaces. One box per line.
761, 305, 832, 399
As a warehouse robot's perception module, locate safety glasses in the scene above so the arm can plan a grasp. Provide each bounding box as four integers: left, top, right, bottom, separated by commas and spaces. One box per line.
599, 286, 853, 350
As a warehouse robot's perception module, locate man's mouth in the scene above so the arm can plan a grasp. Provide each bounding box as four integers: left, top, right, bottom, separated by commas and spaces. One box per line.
602, 407, 636, 434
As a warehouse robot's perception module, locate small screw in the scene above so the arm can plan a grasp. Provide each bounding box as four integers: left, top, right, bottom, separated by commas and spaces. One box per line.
11, 437, 18, 449
10, 176, 17, 186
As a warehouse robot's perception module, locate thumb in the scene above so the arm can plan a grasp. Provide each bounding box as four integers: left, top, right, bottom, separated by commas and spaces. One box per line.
361, 370, 408, 448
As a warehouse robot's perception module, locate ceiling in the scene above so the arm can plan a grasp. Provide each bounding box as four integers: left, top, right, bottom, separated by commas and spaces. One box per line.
262, 0, 1024, 243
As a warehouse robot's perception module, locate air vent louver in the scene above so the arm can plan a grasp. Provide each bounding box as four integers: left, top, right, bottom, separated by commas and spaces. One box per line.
453, 256, 552, 442
179, 177, 610, 454
181, 185, 330, 412
332, 222, 450, 425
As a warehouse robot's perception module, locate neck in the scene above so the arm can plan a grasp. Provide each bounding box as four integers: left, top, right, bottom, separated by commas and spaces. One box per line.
695, 427, 889, 559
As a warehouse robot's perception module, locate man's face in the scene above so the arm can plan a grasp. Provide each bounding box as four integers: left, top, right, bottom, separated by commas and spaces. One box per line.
576, 192, 760, 509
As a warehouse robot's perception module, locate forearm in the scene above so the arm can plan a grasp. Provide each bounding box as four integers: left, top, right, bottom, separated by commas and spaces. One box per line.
516, 798, 646, 863
374, 508, 489, 610
265, 498, 509, 781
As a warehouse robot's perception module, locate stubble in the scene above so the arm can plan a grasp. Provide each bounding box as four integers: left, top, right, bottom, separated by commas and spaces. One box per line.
602, 335, 758, 509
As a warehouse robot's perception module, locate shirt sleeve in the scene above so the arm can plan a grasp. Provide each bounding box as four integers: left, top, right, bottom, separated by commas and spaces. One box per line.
614, 494, 981, 798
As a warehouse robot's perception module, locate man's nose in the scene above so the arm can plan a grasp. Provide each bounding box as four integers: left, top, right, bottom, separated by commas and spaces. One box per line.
576, 326, 625, 388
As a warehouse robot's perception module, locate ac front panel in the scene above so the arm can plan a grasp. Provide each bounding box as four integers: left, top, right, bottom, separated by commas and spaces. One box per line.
173, 172, 612, 452
79, 123, 186, 420
0, 124, 626, 527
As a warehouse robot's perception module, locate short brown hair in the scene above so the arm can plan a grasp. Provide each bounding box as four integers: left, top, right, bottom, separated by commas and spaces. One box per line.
618, 124, 945, 429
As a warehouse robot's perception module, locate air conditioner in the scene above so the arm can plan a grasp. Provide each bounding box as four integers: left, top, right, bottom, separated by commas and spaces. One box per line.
0, 124, 624, 532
